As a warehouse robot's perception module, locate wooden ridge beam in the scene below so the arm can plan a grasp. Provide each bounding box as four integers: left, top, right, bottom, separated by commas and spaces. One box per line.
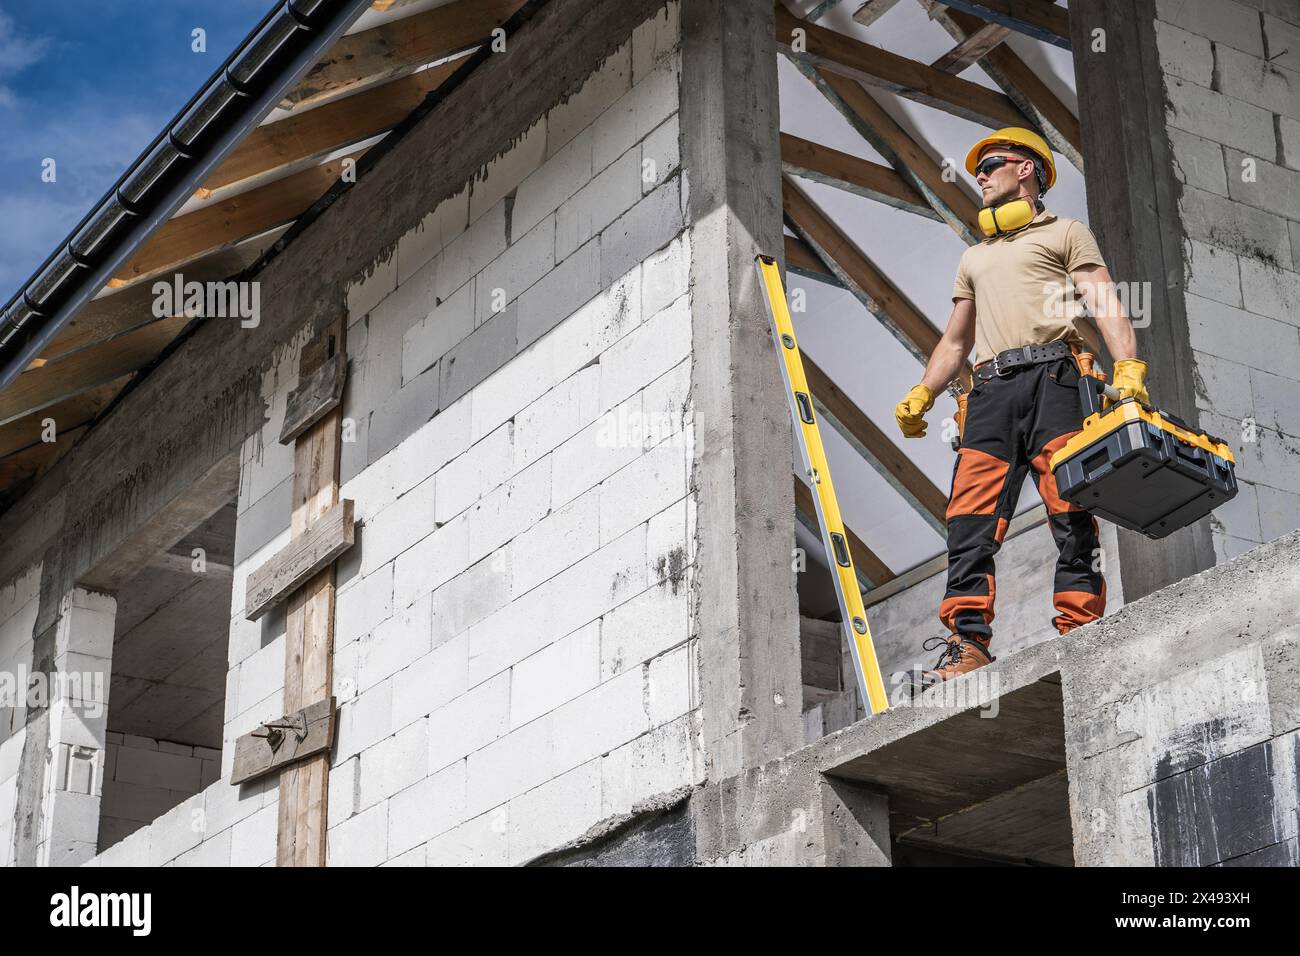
785, 54, 983, 243
284, 0, 525, 110
936, 0, 1071, 49
114, 150, 366, 287
204, 61, 463, 193
794, 477, 894, 587
775, 4, 1030, 130
0, 315, 189, 428
931, 20, 1011, 72
921, 1, 1082, 169
780, 132, 941, 221
803, 355, 948, 533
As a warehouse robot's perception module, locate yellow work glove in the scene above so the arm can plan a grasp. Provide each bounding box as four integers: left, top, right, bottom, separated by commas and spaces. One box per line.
895, 383, 935, 438
1111, 358, 1150, 405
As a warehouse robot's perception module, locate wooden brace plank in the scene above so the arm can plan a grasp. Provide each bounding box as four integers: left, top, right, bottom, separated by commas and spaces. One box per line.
244, 498, 354, 622
279, 352, 349, 445
231, 698, 337, 785
931, 20, 1011, 72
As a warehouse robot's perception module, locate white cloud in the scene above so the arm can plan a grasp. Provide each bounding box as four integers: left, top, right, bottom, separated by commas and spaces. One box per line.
0, 11, 50, 81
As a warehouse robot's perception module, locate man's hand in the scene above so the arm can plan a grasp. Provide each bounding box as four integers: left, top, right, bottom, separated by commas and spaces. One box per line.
1111, 358, 1149, 405
896, 384, 935, 438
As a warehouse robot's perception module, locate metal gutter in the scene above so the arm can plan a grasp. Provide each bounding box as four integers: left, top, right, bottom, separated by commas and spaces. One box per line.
0, 0, 377, 393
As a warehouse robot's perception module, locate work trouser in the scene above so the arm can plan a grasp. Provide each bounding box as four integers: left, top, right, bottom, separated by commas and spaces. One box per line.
941, 354, 1105, 644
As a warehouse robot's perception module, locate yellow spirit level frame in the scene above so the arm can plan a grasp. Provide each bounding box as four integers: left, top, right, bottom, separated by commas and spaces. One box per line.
755, 254, 889, 715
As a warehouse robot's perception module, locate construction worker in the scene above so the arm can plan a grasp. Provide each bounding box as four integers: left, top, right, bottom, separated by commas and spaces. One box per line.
894, 127, 1149, 685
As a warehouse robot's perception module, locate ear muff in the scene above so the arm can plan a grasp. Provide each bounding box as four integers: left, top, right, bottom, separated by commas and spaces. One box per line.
978, 198, 1037, 237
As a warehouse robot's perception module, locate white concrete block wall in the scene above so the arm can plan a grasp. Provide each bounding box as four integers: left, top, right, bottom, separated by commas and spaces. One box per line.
97, 733, 220, 852
323, 3, 701, 866
79, 2, 698, 868
1156, 2, 1300, 560
0, 563, 40, 866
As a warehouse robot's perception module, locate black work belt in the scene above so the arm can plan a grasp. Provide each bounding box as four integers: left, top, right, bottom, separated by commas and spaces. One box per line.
974, 340, 1074, 383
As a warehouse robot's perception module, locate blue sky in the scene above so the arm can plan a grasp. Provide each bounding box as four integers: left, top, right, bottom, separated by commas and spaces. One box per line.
0, 1, 274, 301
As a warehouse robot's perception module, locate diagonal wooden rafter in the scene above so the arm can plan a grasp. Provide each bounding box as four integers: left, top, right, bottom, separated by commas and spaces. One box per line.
114, 150, 366, 287
930, 20, 1011, 73
783, 176, 972, 389
793, 477, 893, 588
204, 59, 464, 194
0, 315, 190, 428
0, 377, 129, 460
775, 4, 1030, 130
785, 55, 984, 243
781, 133, 940, 221
936, 0, 1070, 49
851, 0, 904, 27
921, 0, 1082, 170
802, 355, 948, 533
284, 0, 525, 110
785, 234, 838, 284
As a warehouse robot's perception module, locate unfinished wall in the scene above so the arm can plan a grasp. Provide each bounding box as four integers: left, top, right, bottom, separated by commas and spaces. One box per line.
325, 3, 697, 866
1153, 1, 1300, 561
1075, 0, 1300, 597
0, 564, 40, 866
97, 734, 221, 852
1065, 528, 1300, 866
79, 0, 703, 868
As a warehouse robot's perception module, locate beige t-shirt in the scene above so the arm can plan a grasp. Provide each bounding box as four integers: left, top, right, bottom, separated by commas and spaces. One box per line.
953, 210, 1106, 365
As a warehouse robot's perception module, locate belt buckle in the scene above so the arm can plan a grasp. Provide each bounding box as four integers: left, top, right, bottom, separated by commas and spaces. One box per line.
993, 352, 1014, 377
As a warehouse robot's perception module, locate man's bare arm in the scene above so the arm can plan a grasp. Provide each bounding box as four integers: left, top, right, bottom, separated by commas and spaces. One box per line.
921, 298, 976, 393
1073, 263, 1137, 361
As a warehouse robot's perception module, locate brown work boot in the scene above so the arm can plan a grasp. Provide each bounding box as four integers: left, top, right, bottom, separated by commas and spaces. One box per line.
915, 634, 995, 687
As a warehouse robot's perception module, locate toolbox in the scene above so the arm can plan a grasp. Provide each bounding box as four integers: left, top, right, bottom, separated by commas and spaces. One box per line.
1049, 374, 1237, 539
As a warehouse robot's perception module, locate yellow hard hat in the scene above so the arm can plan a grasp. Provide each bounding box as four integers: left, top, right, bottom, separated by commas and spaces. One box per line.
965, 127, 1056, 190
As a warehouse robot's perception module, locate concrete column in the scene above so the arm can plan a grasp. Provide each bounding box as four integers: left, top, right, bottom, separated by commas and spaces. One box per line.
1069, 0, 1216, 600
679, 0, 804, 782
13, 585, 114, 866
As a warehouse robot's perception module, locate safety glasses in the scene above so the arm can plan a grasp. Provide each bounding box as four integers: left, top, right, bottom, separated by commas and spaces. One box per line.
973, 154, 1025, 178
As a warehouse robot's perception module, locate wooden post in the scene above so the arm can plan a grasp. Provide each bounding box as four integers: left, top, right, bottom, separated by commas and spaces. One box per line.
276, 321, 346, 866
